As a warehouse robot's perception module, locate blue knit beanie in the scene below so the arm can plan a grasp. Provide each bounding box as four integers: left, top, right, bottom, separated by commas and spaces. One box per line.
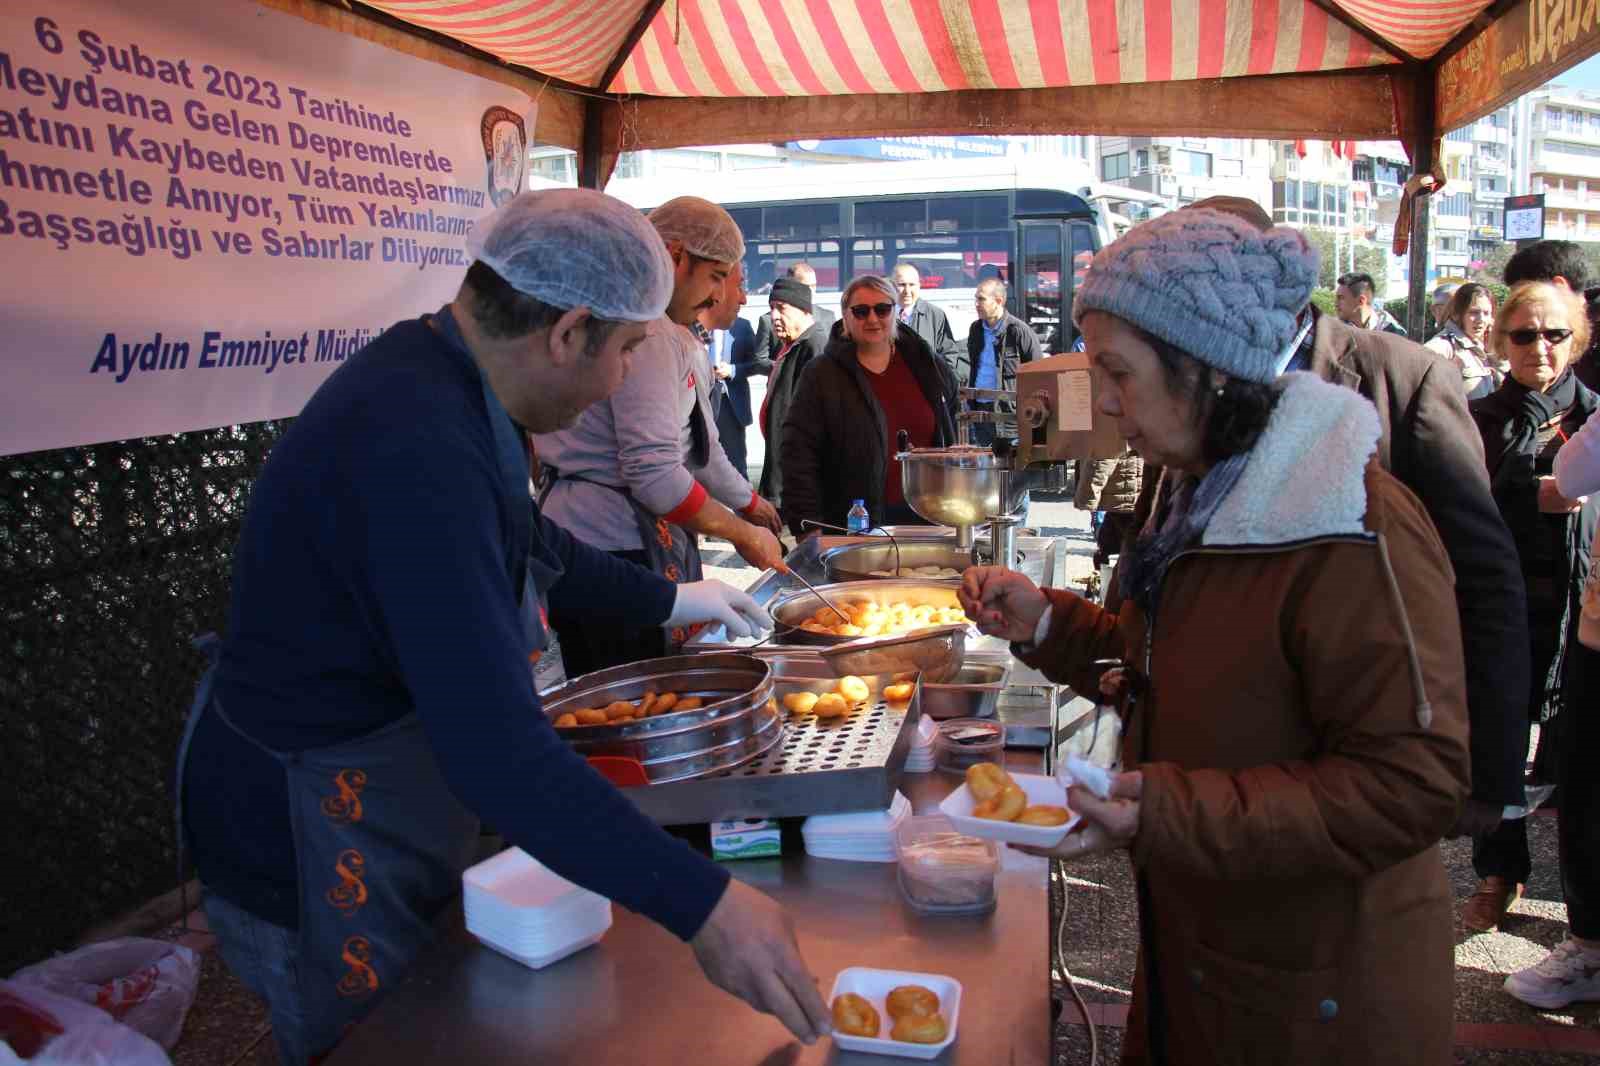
1073, 209, 1319, 384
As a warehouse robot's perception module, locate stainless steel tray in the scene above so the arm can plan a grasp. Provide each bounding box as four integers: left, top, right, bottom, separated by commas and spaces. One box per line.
767, 579, 968, 646
821, 542, 972, 582
618, 663, 920, 826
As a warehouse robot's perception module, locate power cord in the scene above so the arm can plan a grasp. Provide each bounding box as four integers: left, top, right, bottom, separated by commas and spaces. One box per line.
1055, 863, 1099, 1066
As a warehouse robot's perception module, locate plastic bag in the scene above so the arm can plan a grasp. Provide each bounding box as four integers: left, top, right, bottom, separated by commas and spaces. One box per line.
0, 982, 169, 1066
9, 939, 198, 1050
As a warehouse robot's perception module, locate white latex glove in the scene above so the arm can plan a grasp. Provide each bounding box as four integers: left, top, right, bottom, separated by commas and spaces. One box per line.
668, 580, 772, 639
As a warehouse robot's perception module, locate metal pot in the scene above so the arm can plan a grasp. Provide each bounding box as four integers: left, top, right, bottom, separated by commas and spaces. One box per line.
921, 661, 1010, 720
542, 654, 780, 783
821, 541, 974, 583
767, 579, 968, 646
896, 445, 1016, 530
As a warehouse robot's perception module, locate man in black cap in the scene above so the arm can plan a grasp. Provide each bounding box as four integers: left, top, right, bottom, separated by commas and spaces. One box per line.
758, 277, 829, 510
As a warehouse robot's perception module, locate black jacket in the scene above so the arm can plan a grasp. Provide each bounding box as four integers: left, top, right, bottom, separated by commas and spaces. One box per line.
963, 311, 1043, 406
1471, 370, 1600, 720
1118, 309, 1533, 808
902, 300, 962, 378
754, 307, 836, 370
779, 324, 958, 537
757, 319, 829, 505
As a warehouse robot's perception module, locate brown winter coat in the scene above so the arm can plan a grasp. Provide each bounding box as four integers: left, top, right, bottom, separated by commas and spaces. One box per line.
1020, 375, 1469, 1066
1074, 450, 1145, 514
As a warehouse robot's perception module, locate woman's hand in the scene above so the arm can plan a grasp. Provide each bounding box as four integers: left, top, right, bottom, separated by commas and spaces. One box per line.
959, 566, 1049, 643
1538, 475, 1585, 514
1014, 772, 1143, 861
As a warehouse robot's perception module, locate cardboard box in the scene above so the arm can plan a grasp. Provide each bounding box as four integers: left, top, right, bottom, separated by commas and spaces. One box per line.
1014, 352, 1127, 462
710, 819, 781, 861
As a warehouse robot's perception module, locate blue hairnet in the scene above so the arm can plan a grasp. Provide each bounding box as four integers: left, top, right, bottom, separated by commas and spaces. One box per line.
464, 188, 672, 323
649, 196, 745, 265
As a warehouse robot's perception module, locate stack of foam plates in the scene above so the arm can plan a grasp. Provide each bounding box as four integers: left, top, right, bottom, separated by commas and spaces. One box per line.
802, 791, 911, 862
463, 848, 613, 969
903, 715, 938, 773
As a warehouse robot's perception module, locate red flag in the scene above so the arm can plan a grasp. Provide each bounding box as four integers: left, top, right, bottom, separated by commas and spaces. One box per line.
1294, 139, 1308, 159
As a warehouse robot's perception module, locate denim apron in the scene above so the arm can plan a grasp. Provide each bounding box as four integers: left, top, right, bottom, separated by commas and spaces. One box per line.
175, 306, 555, 1058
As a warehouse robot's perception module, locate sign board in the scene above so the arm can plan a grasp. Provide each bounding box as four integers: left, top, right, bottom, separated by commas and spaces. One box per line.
1438, 0, 1600, 131
787, 137, 1024, 162
1503, 193, 1546, 241
0, 0, 534, 457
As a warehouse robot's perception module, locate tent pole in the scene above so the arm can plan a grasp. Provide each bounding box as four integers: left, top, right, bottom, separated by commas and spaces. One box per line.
1406, 69, 1436, 339
578, 98, 605, 189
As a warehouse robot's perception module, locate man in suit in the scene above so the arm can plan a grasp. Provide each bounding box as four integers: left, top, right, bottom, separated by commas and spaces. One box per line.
964, 277, 1043, 445
891, 263, 962, 377
754, 262, 835, 366
696, 263, 758, 479
757, 277, 829, 508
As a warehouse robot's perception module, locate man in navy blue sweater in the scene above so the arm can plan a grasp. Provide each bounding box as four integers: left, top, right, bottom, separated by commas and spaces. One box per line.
178, 189, 829, 1064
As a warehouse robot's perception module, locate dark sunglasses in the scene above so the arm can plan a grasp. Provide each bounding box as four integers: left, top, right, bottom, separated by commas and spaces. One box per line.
1506, 327, 1573, 346
849, 303, 895, 320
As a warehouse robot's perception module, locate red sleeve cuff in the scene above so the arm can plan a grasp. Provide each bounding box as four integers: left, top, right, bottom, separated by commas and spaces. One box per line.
740, 490, 760, 515
662, 481, 709, 525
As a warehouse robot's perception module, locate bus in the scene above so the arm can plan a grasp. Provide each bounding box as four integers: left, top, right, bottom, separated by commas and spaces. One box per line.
607, 157, 1169, 351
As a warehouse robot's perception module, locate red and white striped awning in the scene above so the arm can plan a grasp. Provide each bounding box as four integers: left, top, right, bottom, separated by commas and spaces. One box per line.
356, 0, 1497, 96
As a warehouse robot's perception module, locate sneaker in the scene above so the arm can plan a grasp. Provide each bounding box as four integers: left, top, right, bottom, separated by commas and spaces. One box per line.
1504, 939, 1600, 1009
1461, 876, 1523, 932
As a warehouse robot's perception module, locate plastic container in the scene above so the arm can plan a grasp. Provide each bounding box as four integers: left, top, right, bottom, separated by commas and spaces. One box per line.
829, 967, 962, 1059
894, 814, 999, 915
939, 770, 1080, 847
847, 499, 871, 533
933, 717, 1005, 774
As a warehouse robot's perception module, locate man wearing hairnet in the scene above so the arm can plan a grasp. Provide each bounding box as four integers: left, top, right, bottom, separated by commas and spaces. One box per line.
535, 196, 786, 676
177, 188, 831, 1065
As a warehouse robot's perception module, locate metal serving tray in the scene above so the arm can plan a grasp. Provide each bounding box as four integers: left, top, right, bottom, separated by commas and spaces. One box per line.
619, 662, 920, 826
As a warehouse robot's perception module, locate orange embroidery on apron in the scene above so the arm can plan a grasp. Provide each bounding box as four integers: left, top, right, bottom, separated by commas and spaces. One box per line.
656, 518, 674, 549
664, 563, 681, 582
336, 936, 380, 998
320, 769, 367, 825
326, 849, 369, 916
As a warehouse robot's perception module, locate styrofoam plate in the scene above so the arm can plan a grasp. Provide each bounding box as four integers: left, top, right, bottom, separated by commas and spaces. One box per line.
472, 921, 610, 970
938, 771, 1080, 847
829, 967, 962, 1059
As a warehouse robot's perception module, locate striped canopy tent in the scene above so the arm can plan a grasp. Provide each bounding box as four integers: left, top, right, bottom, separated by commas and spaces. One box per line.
270, 0, 1600, 314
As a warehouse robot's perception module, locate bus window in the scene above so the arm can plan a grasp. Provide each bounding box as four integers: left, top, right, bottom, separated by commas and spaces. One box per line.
763, 203, 841, 238
856, 199, 927, 235
1065, 221, 1098, 342
1020, 223, 1063, 353
852, 233, 1012, 290
746, 240, 840, 293
929, 195, 1007, 234
727, 207, 761, 241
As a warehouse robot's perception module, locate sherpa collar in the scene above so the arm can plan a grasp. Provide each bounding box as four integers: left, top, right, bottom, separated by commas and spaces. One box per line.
1201, 371, 1379, 547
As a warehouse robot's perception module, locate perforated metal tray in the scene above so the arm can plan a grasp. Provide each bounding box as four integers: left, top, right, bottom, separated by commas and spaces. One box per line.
620, 665, 920, 826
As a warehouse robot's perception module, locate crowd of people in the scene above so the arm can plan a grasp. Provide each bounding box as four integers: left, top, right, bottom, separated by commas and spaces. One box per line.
181, 179, 1599, 1065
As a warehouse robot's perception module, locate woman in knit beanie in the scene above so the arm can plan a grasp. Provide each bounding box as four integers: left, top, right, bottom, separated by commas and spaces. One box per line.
959, 210, 1471, 1065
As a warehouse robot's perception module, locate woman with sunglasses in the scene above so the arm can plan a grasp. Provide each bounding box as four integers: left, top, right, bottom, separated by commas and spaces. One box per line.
1464, 281, 1600, 936
778, 274, 959, 536
1424, 282, 1501, 399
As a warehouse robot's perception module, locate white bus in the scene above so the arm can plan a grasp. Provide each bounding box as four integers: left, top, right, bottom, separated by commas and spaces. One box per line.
608, 157, 1168, 350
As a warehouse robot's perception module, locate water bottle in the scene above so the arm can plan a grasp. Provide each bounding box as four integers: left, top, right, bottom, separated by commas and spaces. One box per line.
846, 499, 870, 533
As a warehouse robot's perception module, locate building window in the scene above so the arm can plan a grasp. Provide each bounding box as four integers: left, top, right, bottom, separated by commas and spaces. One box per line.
1176, 150, 1212, 177
1135, 149, 1149, 172
1102, 152, 1130, 181
1216, 157, 1243, 178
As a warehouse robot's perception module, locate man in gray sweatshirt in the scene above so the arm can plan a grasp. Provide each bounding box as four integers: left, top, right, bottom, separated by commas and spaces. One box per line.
535, 196, 784, 675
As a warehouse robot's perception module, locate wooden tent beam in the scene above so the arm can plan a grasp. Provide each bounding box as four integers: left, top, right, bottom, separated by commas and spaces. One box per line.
1307, 0, 1422, 64
1432, 0, 1525, 69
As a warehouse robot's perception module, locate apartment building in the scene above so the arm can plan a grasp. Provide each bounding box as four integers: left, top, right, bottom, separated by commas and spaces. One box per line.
1461, 107, 1515, 264
1097, 136, 1271, 213
1520, 87, 1600, 242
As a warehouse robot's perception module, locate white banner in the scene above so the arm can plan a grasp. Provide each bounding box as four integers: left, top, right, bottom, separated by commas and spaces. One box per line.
0, 0, 534, 456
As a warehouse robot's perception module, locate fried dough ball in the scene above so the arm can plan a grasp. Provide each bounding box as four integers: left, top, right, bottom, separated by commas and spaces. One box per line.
604, 700, 636, 721
613, 715, 635, 723
973, 784, 1027, 821
653, 692, 679, 713
552, 713, 578, 728
885, 985, 940, 1020
783, 692, 820, 715
890, 1011, 948, 1044
800, 621, 832, 634
836, 676, 871, 706
831, 993, 880, 1038
883, 682, 915, 703
1018, 805, 1071, 826
835, 623, 863, 637
675, 696, 703, 711
574, 708, 608, 726
965, 762, 1013, 803
813, 692, 850, 719
637, 693, 658, 717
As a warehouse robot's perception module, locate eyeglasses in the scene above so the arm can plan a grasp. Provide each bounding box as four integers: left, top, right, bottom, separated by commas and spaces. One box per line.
1506, 327, 1573, 347
849, 303, 895, 320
